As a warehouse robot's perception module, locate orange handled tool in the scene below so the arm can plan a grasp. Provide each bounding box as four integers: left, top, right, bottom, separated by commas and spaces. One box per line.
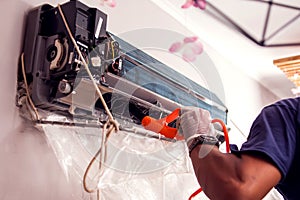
141, 108, 181, 139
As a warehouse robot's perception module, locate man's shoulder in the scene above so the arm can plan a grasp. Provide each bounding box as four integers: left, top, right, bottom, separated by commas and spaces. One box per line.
266, 97, 300, 112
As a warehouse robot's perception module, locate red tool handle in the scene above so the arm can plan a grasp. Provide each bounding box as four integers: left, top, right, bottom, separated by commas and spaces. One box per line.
141, 108, 180, 139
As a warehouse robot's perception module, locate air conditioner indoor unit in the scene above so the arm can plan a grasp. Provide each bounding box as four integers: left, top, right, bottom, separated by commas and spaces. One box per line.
17, 0, 228, 138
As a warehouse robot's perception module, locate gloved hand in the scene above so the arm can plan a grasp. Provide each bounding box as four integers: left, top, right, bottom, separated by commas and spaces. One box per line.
178, 107, 216, 144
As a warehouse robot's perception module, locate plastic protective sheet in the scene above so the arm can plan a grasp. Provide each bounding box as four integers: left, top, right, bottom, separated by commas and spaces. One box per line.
41, 123, 209, 200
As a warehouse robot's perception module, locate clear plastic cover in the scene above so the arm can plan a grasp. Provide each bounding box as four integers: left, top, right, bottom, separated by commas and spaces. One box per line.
41, 123, 209, 199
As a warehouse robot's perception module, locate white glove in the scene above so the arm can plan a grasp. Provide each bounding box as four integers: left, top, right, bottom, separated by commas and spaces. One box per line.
178, 107, 216, 143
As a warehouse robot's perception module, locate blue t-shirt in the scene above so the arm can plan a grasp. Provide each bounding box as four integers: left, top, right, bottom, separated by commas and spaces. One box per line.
233, 97, 300, 200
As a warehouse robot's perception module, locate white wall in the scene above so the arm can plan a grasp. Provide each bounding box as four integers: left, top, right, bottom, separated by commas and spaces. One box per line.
0, 0, 288, 199
207, 46, 279, 145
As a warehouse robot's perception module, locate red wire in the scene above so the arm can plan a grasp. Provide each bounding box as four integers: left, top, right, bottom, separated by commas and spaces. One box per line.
188, 188, 202, 200
188, 118, 230, 200
211, 119, 230, 153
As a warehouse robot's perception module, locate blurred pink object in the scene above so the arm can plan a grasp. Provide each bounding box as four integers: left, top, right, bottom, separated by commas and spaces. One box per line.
183, 36, 198, 43
181, 0, 206, 10
191, 41, 203, 54
100, 0, 117, 7
181, 0, 194, 8
182, 48, 197, 62
169, 42, 183, 53
196, 0, 206, 9
169, 37, 203, 62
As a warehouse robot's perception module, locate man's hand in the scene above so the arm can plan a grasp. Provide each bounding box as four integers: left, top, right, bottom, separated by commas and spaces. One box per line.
178, 107, 216, 143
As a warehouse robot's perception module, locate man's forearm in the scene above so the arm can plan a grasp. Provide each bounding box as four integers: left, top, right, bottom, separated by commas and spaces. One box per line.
190, 144, 244, 199
189, 144, 280, 200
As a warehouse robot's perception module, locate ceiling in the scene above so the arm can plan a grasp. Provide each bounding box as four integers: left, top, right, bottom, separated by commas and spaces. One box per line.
150, 0, 300, 98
